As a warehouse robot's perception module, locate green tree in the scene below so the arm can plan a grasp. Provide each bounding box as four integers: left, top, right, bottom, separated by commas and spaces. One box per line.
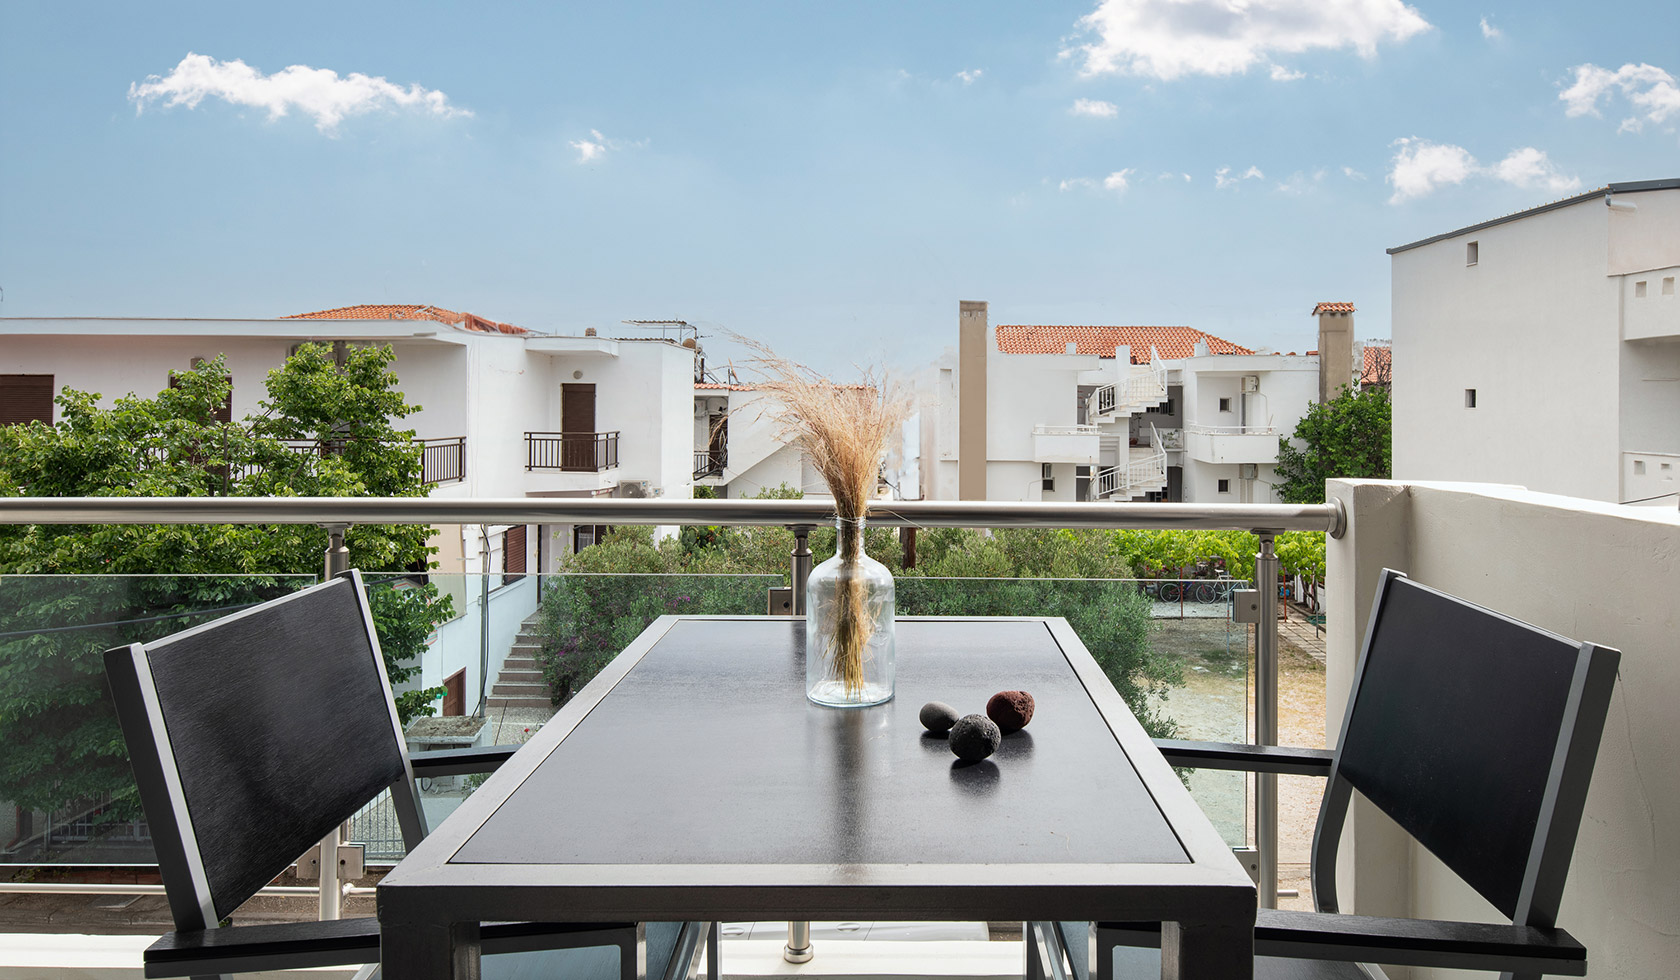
0, 346, 448, 826
1274, 385, 1391, 504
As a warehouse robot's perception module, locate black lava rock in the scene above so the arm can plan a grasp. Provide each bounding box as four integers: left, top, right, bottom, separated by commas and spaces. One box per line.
986, 690, 1035, 735
919, 701, 960, 734
949, 713, 1002, 762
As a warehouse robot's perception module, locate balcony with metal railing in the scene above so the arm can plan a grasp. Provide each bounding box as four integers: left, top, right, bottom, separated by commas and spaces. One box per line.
1184, 422, 1280, 465
524, 431, 620, 473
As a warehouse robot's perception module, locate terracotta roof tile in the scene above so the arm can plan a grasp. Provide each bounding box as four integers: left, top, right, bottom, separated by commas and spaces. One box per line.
285, 304, 528, 335
1362, 344, 1392, 384
1312, 302, 1356, 315
994, 325, 1252, 362
695, 382, 756, 391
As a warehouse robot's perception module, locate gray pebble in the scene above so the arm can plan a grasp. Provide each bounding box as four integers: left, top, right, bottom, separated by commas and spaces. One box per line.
919, 701, 960, 733
949, 713, 1002, 762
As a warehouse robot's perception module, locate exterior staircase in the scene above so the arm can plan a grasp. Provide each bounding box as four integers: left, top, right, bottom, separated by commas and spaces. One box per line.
486, 607, 553, 710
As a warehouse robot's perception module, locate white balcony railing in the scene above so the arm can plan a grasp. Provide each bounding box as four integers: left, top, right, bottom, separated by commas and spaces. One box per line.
1032, 424, 1101, 464
1186, 422, 1280, 466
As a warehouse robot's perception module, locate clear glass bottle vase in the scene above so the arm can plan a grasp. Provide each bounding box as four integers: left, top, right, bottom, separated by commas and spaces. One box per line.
805, 516, 896, 707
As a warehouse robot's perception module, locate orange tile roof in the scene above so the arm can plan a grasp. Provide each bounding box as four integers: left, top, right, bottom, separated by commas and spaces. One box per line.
1362, 344, 1391, 384
695, 382, 756, 391
994, 325, 1252, 362
1312, 302, 1355, 315
285, 304, 528, 335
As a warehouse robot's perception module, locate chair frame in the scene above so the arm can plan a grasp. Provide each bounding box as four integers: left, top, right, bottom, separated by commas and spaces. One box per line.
105, 569, 698, 980
1034, 568, 1618, 980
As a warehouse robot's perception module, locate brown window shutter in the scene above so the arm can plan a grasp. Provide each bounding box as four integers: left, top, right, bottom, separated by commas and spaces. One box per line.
504, 525, 527, 576
0, 375, 54, 425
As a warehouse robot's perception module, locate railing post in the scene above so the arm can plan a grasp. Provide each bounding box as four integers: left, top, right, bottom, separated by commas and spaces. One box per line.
790, 525, 813, 615
319, 524, 350, 922
1254, 531, 1280, 909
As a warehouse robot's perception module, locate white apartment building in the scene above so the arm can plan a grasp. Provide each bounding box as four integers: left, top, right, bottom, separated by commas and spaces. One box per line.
918, 301, 1337, 504
691, 382, 823, 498
0, 305, 706, 710
1389, 178, 1680, 506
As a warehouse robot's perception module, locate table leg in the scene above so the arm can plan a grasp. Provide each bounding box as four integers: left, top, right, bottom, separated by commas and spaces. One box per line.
1160, 920, 1251, 980
380, 917, 482, 980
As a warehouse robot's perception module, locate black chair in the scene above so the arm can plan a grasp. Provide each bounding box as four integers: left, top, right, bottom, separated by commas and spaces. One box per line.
1034, 569, 1620, 980
105, 569, 716, 979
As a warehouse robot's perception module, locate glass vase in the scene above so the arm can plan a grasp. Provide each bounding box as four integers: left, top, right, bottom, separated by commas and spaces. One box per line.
805, 517, 895, 707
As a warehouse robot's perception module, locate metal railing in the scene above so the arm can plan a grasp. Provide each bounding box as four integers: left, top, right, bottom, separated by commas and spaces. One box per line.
0, 495, 1342, 919
1093, 425, 1169, 500
525, 431, 620, 472
1185, 423, 1278, 436
693, 448, 727, 479
417, 437, 466, 484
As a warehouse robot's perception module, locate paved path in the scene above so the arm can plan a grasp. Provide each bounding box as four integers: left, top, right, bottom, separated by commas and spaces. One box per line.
1278, 605, 1326, 664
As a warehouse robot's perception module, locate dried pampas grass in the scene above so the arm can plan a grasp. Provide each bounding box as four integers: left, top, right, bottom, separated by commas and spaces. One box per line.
733, 337, 911, 697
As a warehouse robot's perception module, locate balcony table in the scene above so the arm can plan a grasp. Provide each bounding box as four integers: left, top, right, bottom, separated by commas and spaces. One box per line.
377, 616, 1257, 979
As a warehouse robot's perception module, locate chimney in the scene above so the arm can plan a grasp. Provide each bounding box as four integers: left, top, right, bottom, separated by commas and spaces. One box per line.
958, 301, 989, 501
585, 327, 597, 337
1313, 302, 1356, 402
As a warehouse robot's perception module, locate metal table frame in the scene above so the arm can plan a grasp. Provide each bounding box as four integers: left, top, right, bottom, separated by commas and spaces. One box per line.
377, 616, 1257, 979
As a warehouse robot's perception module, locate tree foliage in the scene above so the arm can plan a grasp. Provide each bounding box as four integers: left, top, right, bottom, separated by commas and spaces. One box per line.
0, 346, 448, 827
1274, 385, 1392, 504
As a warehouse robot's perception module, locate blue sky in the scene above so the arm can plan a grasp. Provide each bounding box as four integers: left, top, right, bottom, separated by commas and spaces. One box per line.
2, 1, 1676, 373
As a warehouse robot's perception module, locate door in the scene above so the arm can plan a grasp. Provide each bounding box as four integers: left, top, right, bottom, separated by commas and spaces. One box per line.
561, 383, 596, 471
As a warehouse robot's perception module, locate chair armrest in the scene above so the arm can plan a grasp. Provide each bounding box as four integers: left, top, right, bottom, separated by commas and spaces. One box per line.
409, 744, 522, 778
1254, 909, 1586, 975
1098, 910, 1586, 976
1152, 739, 1335, 776
146, 917, 641, 977
146, 918, 381, 977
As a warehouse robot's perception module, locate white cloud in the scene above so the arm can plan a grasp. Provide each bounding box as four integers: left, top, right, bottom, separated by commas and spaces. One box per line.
1103, 169, 1137, 193
1489, 147, 1582, 194
1058, 177, 1097, 192
955, 69, 984, 85
1559, 62, 1680, 133
1215, 165, 1265, 188
1269, 64, 1305, 81
1386, 138, 1580, 203
1342, 166, 1367, 180
1070, 97, 1120, 117
1276, 168, 1328, 195
1386, 138, 1478, 202
1064, 0, 1431, 81
128, 52, 468, 134
569, 129, 645, 164
1479, 16, 1501, 39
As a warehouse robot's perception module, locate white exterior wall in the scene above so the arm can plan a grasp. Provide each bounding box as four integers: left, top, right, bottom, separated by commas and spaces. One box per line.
918, 356, 960, 501
1391, 188, 1680, 503
1327, 479, 1680, 980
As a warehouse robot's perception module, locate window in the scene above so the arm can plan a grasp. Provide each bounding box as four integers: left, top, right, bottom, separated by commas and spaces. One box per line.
1041, 462, 1055, 492
0, 374, 54, 426
1664, 277, 1675, 296
1465, 389, 1477, 408
1635, 281, 1647, 298
1218, 397, 1232, 413
1466, 241, 1479, 265
1217, 479, 1231, 494
503, 525, 527, 579
1634, 460, 1646, 475
1158, 398, 1175, 416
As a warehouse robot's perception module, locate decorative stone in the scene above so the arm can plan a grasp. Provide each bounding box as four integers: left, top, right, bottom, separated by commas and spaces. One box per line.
987, 690, 1035, 735
919, 701, 960, 734
949, 714, 1002, 762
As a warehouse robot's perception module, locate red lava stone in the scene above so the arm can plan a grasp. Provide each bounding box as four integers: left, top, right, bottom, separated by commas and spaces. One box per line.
986, 690, 1035, 734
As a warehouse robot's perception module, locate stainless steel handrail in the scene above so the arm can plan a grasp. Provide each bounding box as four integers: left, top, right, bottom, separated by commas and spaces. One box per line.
0, 496, 1345, 536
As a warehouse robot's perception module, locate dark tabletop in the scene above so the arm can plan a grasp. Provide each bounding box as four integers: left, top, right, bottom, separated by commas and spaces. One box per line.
453, 618, 1188, 868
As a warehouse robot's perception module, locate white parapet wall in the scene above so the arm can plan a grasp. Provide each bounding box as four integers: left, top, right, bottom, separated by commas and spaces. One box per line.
1326, 479, 1680, 979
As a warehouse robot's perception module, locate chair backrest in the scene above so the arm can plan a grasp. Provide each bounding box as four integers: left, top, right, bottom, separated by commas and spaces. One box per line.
104, 570, 426, 932
1312, 569, 1619, 930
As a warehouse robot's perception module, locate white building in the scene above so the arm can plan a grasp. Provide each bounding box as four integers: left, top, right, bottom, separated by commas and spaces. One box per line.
0, 304, 705, 712
691, 383, 823, 498
1388, 178, 1680, 506
918, 301, 1332, 504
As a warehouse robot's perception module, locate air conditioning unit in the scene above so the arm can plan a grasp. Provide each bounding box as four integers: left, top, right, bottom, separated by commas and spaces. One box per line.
1242, 375, 1260, 393
1239, 464, 1259, 480
617, 480, 650, 498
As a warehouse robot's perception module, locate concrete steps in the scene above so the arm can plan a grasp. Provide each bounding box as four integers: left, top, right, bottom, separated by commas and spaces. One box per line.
486, 611, 554, 709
